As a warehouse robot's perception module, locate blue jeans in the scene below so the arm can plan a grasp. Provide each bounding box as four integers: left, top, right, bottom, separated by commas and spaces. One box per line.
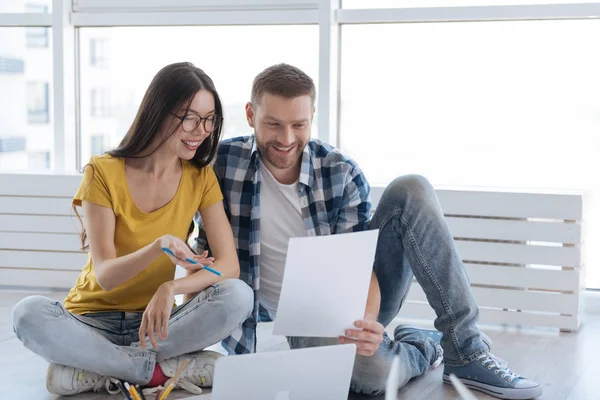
11, 279, 253, 385
289, 175, 487, 396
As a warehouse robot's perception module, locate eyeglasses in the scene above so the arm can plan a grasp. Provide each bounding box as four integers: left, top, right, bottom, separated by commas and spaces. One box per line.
170, 113, 222, 133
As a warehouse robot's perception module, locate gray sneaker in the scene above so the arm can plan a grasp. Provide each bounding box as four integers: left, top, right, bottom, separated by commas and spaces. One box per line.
443, 353, 542, 399
155, 350, 223, 395
46, 363, 119, 396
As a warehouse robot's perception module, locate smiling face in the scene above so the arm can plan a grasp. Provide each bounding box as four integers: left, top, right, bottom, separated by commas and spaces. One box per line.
247, 93, 314, 184
162, 89, 216, 160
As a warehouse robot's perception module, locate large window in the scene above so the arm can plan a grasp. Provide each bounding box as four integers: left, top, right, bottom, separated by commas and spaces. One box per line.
340, 20, 600, 288
0, 27, 53, 171
78, 25, 319, 167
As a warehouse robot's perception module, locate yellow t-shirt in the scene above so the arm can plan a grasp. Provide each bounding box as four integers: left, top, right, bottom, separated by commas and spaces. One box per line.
63, 154, 223, 315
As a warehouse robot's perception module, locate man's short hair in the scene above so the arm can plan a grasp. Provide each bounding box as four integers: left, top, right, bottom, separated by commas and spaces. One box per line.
251, 63, 316, 106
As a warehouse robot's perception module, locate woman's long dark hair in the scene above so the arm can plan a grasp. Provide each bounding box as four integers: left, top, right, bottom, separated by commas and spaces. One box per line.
74, 62, 223, 250
108, 61, 224, 168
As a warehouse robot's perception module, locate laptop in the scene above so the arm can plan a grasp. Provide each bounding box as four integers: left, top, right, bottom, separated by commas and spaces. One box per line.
186, 344, 357, 400
385, 356, 478, 400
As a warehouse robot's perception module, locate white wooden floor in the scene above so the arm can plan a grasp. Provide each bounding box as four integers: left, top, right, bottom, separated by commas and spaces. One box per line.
1, 289, 598, 400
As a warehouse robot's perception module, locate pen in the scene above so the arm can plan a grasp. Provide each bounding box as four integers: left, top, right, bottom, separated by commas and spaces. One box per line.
125, 382, 142, 400
115, 380, 133, 400
162, 247, 226, 277
157, 359, 191, 400
158, 384, 175, 400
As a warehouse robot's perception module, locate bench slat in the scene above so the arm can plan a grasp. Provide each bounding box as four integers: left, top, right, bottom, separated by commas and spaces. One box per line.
399, 302, 580, 331
464, 263, 581, 292
0, 250, 87, 271
370, 186, 584, 220
0, 174, 81, 197
407, 284, 580, 315
0, 232, 83, 252
0, 197, 75, 216
455, 240, 581, 267
0, 215, 82, 234
446, 216, 581, 244
437, 190, 584, 220
0, 268, 80, 289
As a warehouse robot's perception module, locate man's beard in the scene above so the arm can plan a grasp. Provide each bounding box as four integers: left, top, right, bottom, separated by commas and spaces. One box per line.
256, 138, 304, 170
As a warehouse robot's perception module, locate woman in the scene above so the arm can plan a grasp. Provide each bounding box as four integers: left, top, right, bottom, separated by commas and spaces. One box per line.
11, 62, 253, 396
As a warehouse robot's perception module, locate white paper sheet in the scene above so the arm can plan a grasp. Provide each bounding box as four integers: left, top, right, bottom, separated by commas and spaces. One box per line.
385, 355, 401, 400
272, 229, 379, 337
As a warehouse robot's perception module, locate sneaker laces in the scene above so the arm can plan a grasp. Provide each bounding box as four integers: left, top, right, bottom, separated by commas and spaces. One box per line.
141, 381, 203, 396
141, 364, 210, 396
173, 364, 213, 394
85, 373, 118, 394
176, 379, 204, 394
104, 378, 122, 395
431, 344, 444, 368
478, 353, 519, 382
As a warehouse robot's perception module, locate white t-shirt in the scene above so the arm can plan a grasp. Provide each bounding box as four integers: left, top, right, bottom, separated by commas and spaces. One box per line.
258, 161, 307, 315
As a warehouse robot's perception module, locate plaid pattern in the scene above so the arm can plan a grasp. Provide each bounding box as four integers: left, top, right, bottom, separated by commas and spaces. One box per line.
212, 135, 371, 354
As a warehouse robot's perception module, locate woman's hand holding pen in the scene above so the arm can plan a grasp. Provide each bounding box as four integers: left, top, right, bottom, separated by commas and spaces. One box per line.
158, 234, 214, 270
139, 282, 175, 350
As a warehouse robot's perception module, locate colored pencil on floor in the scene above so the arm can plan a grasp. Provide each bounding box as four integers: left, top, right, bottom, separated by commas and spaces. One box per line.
157, 359, 191, 400
114, 380, 133, 400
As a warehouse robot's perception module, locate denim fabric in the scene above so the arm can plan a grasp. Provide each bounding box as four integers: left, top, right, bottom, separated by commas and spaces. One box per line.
12, 279, 253, 384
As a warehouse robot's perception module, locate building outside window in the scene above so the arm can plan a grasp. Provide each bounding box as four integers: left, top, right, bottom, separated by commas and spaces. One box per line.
90, 134, 106, 155
90, 88, 111, 117
25, 4, 49, 48
27, 81, 49, 123
90, 38, 109, 69
27, 151, 50, 170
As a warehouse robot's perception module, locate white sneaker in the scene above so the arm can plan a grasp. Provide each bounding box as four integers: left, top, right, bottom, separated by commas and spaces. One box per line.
46, 363, 119, 396
431, 344, 444, 368
156, 350, 223, 395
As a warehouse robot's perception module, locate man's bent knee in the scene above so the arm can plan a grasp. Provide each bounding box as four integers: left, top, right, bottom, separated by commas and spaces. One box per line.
387, 174, 434, 200
373, 174, 440, 225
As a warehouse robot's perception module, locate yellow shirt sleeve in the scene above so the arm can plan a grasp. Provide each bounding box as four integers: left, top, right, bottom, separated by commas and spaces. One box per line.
72, 157, 112, 209
198, 166, 224, 211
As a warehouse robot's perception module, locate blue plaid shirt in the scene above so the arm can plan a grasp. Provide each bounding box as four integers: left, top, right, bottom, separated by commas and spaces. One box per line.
211, 135, 371, 355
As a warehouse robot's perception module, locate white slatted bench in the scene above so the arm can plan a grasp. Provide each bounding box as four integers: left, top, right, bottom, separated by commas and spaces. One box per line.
370, 186, 586, 332
0, 173, 87, 289
0, 174, 586, 331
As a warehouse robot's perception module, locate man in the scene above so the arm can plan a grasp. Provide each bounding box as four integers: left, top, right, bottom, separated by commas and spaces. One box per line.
204, 63, 542, 399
